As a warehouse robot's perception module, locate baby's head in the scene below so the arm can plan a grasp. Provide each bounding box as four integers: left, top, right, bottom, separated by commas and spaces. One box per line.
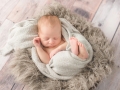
37, 15, 62, 48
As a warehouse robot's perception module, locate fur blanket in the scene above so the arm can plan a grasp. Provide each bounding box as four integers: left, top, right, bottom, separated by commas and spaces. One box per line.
6, 1, 113, 90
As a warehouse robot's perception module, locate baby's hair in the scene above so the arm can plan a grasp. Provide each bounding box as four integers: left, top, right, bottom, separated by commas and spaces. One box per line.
37, 15, 61, 32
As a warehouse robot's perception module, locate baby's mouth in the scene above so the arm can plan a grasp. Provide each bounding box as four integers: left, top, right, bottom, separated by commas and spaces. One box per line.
49, 45, 54, 47
49, 44, 56, 47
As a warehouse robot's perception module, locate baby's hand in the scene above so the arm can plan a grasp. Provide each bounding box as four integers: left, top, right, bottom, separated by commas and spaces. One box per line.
50, 49, 59, 58
33, 37, 41, 47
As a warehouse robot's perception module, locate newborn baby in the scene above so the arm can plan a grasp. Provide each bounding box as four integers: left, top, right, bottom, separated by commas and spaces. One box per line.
33, 15, 89, 64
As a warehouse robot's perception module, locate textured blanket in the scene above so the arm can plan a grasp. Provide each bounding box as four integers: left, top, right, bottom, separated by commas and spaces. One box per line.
0, 19, 38, 55
0, 17, 93, 80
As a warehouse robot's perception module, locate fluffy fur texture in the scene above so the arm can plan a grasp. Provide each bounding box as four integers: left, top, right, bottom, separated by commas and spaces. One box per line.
8, 1, 113, 90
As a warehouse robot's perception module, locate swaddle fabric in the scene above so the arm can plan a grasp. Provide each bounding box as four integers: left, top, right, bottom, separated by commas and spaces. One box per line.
0, 18, 93, 80
32, 18, 93, 80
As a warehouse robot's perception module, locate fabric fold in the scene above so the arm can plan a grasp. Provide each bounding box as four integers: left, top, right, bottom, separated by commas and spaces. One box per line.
0, 19, 38, 55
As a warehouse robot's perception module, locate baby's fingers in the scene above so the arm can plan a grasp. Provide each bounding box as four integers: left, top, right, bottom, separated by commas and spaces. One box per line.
34, 37, 40, 43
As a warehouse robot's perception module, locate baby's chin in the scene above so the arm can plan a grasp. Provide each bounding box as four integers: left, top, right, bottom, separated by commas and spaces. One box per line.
43, 45, 56, 48
42, 42, 61, 48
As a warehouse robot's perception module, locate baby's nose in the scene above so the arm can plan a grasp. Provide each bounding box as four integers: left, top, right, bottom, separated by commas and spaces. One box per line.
49, 39, 54, 44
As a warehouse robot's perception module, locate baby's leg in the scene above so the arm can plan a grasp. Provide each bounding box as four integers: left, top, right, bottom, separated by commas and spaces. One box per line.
78, 42, 89, 59
69, 37, 79, 55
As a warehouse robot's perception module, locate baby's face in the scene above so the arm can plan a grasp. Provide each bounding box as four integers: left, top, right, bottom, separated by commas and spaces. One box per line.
38, 25, 62, 48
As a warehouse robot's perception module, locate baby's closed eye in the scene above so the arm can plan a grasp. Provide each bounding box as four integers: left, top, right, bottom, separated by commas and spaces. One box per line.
43, 38, 49, 40
44, 37, 58, 40
53, 38, 58, 40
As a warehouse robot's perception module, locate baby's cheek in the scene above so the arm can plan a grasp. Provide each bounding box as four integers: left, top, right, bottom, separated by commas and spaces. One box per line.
58, 39, 62, 43
42, 41, 47, 45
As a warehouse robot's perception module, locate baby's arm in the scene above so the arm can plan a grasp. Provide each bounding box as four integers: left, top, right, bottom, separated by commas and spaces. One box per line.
50, 42, 67, 58
57, 42, 67, 51
33, 37, 50, 64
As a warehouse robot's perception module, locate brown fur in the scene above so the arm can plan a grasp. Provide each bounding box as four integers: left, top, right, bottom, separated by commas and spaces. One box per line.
8, 1, 114, 90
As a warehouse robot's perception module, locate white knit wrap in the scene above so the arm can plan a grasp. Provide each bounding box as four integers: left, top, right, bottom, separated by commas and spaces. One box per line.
0, 18, 93, 80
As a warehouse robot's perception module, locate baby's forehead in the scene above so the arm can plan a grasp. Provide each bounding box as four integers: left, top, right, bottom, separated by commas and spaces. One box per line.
39, 15, 59, 21
38, 15, 61, 26
42, 35, 60, 38
38, 15, 61, 33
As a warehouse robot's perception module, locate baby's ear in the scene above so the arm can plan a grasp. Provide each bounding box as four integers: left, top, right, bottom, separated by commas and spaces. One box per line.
38, 29, 41, 34
38, 33, 40, 37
